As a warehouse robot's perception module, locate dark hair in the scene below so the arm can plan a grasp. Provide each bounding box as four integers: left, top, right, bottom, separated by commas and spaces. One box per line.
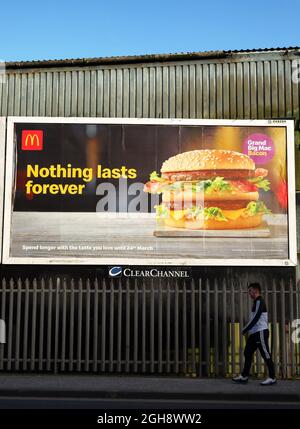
248, 283, 261, 293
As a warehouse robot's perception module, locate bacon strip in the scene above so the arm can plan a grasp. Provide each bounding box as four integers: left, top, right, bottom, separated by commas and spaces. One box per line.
143, 180, 169, 194
161, 168, 268, 181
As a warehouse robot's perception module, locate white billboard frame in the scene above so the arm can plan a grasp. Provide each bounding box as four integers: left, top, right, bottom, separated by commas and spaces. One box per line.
0, 117, 6, 263
2, 116, 297, 266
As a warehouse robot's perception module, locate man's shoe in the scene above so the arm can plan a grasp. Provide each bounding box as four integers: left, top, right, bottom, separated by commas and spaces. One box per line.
260, 377, 277, 386
232, 375, 248, 383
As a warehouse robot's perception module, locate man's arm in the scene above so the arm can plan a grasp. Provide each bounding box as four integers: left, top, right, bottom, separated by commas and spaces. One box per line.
242, 299, 263, 335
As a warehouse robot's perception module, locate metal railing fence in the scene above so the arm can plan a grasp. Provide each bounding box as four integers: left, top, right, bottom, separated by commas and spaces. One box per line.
0, 275, 299, 378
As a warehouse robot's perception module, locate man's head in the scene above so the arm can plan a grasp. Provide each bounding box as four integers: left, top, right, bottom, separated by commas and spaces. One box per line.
247, 282, 261, 300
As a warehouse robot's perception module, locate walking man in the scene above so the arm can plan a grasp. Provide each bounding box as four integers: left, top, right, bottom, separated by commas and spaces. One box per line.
232, 282, 277, 385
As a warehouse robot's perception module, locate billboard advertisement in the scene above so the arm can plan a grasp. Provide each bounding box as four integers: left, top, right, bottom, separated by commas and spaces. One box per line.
2, 117, 297, 266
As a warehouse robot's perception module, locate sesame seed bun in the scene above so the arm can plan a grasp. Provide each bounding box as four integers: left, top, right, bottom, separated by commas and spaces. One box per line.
161, 149, 255, 173
164, 213, 263, 230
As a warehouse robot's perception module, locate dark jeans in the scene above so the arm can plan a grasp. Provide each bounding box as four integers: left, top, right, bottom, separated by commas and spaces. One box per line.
241, 329, 275, 379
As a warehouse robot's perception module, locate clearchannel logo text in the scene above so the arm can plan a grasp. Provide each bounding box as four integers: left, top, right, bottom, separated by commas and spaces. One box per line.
109, 267, 189, 278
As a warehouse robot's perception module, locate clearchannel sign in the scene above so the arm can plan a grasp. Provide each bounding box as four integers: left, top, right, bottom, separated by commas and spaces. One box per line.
108, 266, 190, 279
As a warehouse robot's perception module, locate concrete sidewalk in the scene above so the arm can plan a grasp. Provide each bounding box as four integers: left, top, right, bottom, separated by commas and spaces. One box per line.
0, 374, 299, 403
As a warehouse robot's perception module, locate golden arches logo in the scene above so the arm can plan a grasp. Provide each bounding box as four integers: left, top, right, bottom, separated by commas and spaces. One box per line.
22, 130, 43, 150
24, 134, 40, 147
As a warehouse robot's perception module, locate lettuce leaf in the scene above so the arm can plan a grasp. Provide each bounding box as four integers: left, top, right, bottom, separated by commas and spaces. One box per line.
191, 177, 232, 193
248, 176, 270, 191
185, 206, 228, 222
203, 207, 228, 221
150, 171, 165, 182
244, 201, 271, 216
163, 177, 232, 193
185, 206, 204, 220
191, 180, 212, 192
205, 177, 232, 193
155, 204, 169, 219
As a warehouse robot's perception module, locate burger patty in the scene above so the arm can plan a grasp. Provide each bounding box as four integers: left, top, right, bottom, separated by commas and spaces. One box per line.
164, 200, 252, 210
162, 169, 256, 181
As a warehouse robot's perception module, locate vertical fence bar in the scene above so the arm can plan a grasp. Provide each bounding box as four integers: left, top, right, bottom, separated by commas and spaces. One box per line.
214, 278, 219, 376
205, 279, 210, 376
117, 279, 122, 372
222, 278, 227, 376
150, 279, 155, 373
92, 278, 99, 372
22, 279, 30, 371
61, 278, 67, 372
166, 280, 171, 374
198, 278, 202, 376
101, 279, 107, 372
255, 276, 262, 376
230, 279, 236, 375
182, 280, 187, 374
68, 279, 75, 372
264, 280, 270, 377
76, 279, 83, 372
238, 279, 244, 375
133, 279, 139, 373
7, 279, 14, 371
191, 279, 196, 375
84, 278, 91, 372
280, 278, 287, 378
30, 278, 38, 371
46, 278, 53, 371
0, 279, 7, 370
109, 279, 115, 373
272, 278, 278, 376
54, 277, 60, 374
39, 278, 45, 371
174, 280, 179, 373
142, 280, 146, 373
125, 278, 131, 373
158, 279, 163, 374
15, 279, 22, 371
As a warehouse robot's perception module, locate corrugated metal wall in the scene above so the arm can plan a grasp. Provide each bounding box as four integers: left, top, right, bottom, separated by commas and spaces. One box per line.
1, 53, 300, 120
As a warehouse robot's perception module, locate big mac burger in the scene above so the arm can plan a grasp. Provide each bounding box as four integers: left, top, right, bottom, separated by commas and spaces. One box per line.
144, 149, 270, 229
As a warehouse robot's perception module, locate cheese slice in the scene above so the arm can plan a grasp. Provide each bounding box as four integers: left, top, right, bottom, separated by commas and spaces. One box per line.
222, 208, 245, 220
170, 209, 188, 220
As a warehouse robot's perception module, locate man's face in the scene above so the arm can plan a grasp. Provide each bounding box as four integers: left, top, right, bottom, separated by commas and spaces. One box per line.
248, 287, 258, 300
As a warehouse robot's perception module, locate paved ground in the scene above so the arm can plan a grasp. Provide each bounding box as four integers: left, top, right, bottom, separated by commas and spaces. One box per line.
0, 374, 299, 409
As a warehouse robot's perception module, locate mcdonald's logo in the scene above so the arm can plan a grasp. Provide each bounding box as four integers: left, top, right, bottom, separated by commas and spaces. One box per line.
22, 130, 43, 150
